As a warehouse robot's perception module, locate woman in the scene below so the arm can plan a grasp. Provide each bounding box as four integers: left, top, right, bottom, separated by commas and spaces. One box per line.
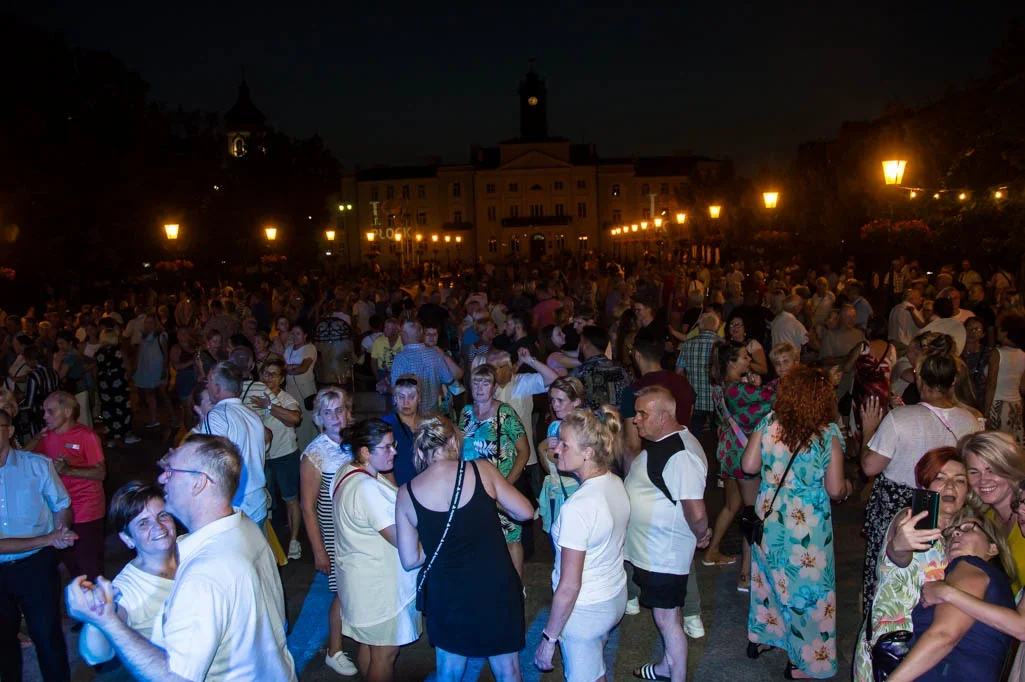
5, 333, 31, 394
860, 346, 984, 606
95, 329, 136, 448
286, 323, 319, 451
534, 406, 630, 682
252, 358, 303, 560
395, 416, 533, 682
381, 375, 422, 487
852, 447, 969, 682
740, 366, 849, 679
540, 325, 580, 376
891, 335, 923, 404
844, 316, 897, 442
962, 317, 991, 408
984, 314, 1025, 445
726, 315, 768, 375
705, 341, 775, 594
299, 387, 358, 676
537, 377, 585, 540
253, 331, 282, 379
962, 430, 1025, 590
134, 314, 169, 429
457, 364, 531, 576
769, 342, 800, 380
887, 511, 1016, 682
469, 316, 497, 364
333, 419, 421, 681
79, 481, 177, 665
169, 328, 199, 432
270, 315, 292, 357
197, 330, 225, 379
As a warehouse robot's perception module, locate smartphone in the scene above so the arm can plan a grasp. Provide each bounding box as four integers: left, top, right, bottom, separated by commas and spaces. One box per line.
911, 489, 940, 531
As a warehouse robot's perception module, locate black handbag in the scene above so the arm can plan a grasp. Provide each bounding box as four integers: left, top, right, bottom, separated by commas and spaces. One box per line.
871, 630, 913, 681
415, 459, 466, 614
743, 448, 801, 545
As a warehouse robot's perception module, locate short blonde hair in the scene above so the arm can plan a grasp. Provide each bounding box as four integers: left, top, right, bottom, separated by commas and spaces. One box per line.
312, 387, 351, 431
559, 405, 623, 470
959, 431, 1025, 484
413, 416, 461, 473
769, 341, 800, 364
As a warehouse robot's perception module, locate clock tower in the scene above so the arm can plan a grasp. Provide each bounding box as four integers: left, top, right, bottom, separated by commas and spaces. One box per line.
518, 59, 548, 141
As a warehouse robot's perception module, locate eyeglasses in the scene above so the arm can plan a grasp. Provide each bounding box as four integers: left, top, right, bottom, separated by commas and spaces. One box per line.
158, 455, 216, 485
941, 520, 993, 543
261, 370, 282, 378
372, 443, 397, 454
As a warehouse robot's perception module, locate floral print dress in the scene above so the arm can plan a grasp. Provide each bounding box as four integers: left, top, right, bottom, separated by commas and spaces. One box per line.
457, 402, 525, 542
748, 414, 840, 679
713, 381, 775, 480
96, 345, 131, 439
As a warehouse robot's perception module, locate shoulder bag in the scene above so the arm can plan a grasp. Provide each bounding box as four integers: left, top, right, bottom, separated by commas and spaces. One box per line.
415, 458, 466, 614
740, 436, 801, 546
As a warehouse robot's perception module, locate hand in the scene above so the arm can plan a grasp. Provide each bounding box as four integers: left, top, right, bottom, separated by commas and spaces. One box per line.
517, 347, 534, 367
892, 509, 942, 554
49, 526, 79, 549
696, 528, 712, 549
53, 457, 69, 475
533, 638, 557, 672
252, 394, 271, 410
744, 372, 762, 387
547, 436, 559, 454
860, 396, 885, 437
313, 548, 332, 575
920, 580, 952, 608
65, 575, 116, 626
828, 365, 843, 387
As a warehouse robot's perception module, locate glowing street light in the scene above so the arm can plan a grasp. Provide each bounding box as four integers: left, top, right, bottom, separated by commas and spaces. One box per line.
264, 226, 278, 241
654, 217, 663, 228
631, 224, 639, 232
958, 192, 967, 201
366, 231, 376, 242
762, 192, 779, 209
641, 221, 649, 230
416, 233, 423, 242
709, 205, 722, 219
164, 223, 180, 240
676, 212, 686, 224
325, 230, 336, 241
995, 190, 1004, 200
394, 232, 403, 242
909, 191, 917, 199
431, 233, 439, 242
882, 159, 907, 186
445, 235, 451, 243
933, 193, 941, 200
455, 236, 462, 243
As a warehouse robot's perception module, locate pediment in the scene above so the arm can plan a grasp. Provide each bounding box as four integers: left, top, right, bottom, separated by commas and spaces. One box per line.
500, 150, 574, 170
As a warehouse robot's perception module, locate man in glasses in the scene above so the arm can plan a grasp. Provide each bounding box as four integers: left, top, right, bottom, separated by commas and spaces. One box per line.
66, 435, 297, 681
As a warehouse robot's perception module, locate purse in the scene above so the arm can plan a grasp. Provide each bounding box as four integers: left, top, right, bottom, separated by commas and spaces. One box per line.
742, 446, 801, 545
415, 458, 466, 614
871, 630, 913, 681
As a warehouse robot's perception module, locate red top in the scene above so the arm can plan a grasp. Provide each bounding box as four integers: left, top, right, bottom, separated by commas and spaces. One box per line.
35, 424, 105, 524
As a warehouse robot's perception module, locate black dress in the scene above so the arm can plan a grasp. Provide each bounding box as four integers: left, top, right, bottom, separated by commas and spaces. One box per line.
409, 460, 524, 658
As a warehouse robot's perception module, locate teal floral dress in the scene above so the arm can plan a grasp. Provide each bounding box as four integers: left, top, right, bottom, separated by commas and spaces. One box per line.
458, 402, 526, 542
748, 414, 840, 679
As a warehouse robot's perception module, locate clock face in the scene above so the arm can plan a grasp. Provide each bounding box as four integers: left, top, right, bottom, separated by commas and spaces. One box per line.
527, 96, 538, 106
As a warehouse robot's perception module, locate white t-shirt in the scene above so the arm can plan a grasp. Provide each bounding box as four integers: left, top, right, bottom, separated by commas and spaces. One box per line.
888, 302, 921, 348
151, 512, 296, 682
332, 464, 416, 626
624, 429, 707, 575
495, 372, 546, 465
258, 389, 300, 460
868, 403, 983, 488
920, 317, 967, 355
552, 472, 630, 606
771, 312, 809, 350
79, 561, 175, 665
199, 398, 269, 525
284, 343, 318, 404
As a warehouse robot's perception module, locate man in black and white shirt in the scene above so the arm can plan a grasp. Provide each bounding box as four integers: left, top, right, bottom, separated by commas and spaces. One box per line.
625, 386, 710, 682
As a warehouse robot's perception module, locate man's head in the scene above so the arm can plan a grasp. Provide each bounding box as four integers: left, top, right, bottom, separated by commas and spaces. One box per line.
56, 330, 75, 353
579, 325, 610, 360
423, 324, 440, 348
207, 362, 242, 403
401, 320, 424, 344
43, 391, 77, 432
0, 409, 13, 453
228, 346, 255, 374
938, 287, 962, 313
632, 386, 678, 441
630, 327, 662, 369
383, 318, 400, 340
846, 280, 863, 298
573, 306, 596, 334
485, 349, 514, 386
839, 304, 857, 329
782, 295, 803, 316
393, 375, 421, 418
631, 294, 657, 327
968, 282, 986, 304
905, 288, 923, 308
933, 296, 955, 320
698, 311, 720, 332
159, 435, 242, 523
962, 259, 972, 272
505, 312, 528, 339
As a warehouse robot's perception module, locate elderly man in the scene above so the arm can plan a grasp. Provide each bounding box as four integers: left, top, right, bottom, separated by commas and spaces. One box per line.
888, 287, 927, 350
770, 294, 809, 351
196, 362, 270, 527
0, 408, 76, 682
66, 434, 296, 682
626, 387, 710, 682
370, 317, 403, 385
389, 320, 462, 415
920, 297, 967, 355
675, 311, 721, 438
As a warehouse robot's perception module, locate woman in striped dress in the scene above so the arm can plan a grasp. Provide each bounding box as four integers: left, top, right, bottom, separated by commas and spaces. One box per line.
300, 387, 357, 676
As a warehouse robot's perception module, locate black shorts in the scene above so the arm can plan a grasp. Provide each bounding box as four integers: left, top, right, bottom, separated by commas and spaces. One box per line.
631, 565, 688, 609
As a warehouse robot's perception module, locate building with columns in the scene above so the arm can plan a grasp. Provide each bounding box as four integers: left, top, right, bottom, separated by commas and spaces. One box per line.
345, 64, 733, 268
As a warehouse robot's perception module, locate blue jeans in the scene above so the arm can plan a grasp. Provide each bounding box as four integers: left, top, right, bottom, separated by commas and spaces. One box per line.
690, 409, 712, 438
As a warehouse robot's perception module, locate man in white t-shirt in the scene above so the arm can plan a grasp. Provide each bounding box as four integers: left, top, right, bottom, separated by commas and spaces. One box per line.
625, 386, 710, 682
66, 434, 297, 682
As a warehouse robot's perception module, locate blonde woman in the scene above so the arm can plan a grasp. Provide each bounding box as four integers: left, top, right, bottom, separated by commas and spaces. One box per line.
299, 386, 358, 676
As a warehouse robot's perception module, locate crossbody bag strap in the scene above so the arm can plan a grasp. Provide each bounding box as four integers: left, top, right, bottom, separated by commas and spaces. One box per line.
715, 389, 749, 447
761, 445, 801, 523
417, 459, 466, 593
920, 402, 958, 441
332, 467, 372, 499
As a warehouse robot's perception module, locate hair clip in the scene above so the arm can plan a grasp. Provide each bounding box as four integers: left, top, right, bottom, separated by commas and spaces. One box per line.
593, 409, 606, 424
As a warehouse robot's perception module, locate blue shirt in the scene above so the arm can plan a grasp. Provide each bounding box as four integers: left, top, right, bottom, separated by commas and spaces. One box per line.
0, 449, 71, 563
389, 343, 454, 416
382, 413, 417, 487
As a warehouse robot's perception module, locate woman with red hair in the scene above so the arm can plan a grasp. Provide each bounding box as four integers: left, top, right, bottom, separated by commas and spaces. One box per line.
741, 366, 851, 679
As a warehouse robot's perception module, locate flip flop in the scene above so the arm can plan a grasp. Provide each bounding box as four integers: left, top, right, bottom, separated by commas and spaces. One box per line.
701, 554, 737, 567
633, 663, 670, 681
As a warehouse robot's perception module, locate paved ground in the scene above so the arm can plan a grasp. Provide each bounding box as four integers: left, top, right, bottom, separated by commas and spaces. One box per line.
22, 396, 866, 681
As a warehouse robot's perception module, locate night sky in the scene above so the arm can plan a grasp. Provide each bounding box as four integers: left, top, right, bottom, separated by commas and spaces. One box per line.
10, 1, 1022, 172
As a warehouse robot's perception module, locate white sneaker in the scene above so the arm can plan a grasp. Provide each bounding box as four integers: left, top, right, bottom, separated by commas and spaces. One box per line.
124, 433, 141, 444
324, 650, 358, 676
624, 597, 640, 615
684, 615, 705, 638
288, 540, 302, 560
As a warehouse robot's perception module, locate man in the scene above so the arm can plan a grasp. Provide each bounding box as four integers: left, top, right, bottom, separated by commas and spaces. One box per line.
920, 297, 967, 355
570, 326, 631, 410
626, 387, 710, 682
32, 392, 106, 582
770, 294, 809, 351
888, 287, 927, 350
531, 284, 562, 331
808, 277, 836, 332
963, 282, 997, 338
958, 259, 982, 290
369, 317, 403, 382
226, 347, 268, 408
66, 435, 297, 681
939, 286, 976, 325
196, 362, 270, 527
846, 280, 873, 328
621, 327, 696, 460
389, 320, 462, 415
352, 288, 375, 335
632, 292, 672, 357
416, 289, 448, 332
0, 409, 76, 682
204, 300, 239, 343
54, 330, 92, 427
675, 312, 720, 438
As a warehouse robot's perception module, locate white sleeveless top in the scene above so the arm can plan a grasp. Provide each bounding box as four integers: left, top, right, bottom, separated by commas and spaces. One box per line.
994, 347, 1025, 402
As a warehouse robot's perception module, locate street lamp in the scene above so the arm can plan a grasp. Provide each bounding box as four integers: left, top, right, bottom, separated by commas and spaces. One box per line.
394, 232, 403, 242
264, 226, 278, 241
444, 235, 451, 243
431, 234, 439, 243
676, 213, 686, 224
995, 190, 1005, 200
654, 217, 663, 228
641, 221, 648, 230
416, 233, 423, 242
631, 224, 638, 232
164, 223, 180, 241
882, 159, 907, 186
325, 230, 336, 241
366, 231, 376, 242
709, 205, 722, 219
455, 236, 462, 243
958, 192, 967, 201
762, 192, 779, 209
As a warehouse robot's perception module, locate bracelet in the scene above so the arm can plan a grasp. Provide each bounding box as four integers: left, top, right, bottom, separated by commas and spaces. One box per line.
541, 630, 558, 643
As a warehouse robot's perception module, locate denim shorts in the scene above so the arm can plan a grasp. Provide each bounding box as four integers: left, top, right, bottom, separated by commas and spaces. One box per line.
265, 449, 301, 501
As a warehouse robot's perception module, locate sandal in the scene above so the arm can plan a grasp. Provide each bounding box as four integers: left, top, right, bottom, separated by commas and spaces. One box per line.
633, 663, 670, 681
737, 573, 751, 593
701, 552, 737, 567
746, 642, 773, 659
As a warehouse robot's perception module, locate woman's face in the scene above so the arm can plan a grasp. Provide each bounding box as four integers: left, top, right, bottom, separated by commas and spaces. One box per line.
942, 517, 998, 561
289, 326, 305, 346
966, 320, 985, 343
929, 460, 969, 518
773, 353, 797, 378
549, 388, 581, 421
253, 335, 268, 353
553, 425, 588, 474
728, 349, 752, 377
260, 365, 283, 392
728, 319, 745, 342
193, 390, 214, 419
276, 317, 290, 335
552, 326, 566, 348
123, 497, 177, 555
424, 328, 439, 348
319, 398, 347, 436
365, 433, 396, 474
207, 334, 222, 354
471, 377, 495, 405
966, 452, 1016, 510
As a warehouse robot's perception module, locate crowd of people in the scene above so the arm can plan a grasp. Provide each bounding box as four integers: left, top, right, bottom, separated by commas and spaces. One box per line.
3, 251, 1025, 682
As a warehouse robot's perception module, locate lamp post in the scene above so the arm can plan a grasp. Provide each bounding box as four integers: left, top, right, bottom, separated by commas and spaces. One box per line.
881, 159, 907, 186
709, 205, 721, 219
325, 229, 336, 242
444, 235, 452, 268
264, 226, 278, 242
762, 192, 779, 210
164, 223, 180, 241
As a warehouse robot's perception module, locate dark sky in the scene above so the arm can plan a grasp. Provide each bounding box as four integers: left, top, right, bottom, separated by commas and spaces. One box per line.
11, 1, 1022, 172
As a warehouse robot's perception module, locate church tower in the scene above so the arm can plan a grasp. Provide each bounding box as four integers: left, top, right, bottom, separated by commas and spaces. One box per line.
224, 78, 267, 158
518, 59, 548, 141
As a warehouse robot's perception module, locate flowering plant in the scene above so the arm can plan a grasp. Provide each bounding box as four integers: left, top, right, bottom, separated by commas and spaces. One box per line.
153, 260, 194, 272
260, 254, 288, 264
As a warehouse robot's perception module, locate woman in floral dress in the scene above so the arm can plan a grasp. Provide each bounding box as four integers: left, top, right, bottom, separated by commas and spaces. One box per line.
740, 367, 851, 679
95, 328, 135, 447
